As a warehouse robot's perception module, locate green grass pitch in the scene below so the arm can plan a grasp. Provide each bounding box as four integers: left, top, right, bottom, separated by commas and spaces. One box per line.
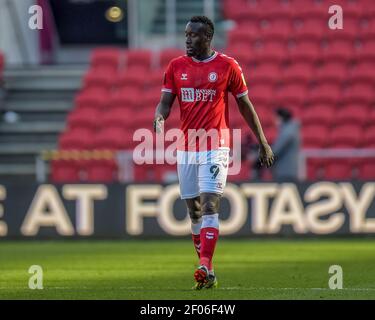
0, 239, 375, 299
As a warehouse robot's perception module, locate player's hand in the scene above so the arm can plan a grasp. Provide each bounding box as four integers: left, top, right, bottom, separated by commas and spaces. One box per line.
153, 115, 164, 134
258, 143, 275, 168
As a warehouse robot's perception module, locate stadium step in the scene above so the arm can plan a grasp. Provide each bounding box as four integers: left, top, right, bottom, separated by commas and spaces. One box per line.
0, 65, 80, 182
0, 121, 65, 134
0, 133, 59, 144
3, 66, 86, 91
0, 143, 56, 155
4, 100, 73, 113
0, 164, 37, 175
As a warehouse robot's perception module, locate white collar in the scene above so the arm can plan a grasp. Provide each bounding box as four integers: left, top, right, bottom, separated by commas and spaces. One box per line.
191, 51, 218, 63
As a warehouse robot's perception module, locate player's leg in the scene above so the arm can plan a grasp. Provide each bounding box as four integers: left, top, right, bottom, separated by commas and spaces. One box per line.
186, 196, 208, 290
194, 148, 229, 287
177, 150, 203, 289
193, 192, 221, 288
185, 196, 202, 259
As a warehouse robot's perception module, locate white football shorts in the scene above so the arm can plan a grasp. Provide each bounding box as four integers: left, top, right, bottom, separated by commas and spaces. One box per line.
177, 148, 230, 199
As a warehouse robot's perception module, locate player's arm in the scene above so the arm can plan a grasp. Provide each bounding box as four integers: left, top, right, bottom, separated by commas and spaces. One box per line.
153, 91, 176, 133
236, 95, 275, 168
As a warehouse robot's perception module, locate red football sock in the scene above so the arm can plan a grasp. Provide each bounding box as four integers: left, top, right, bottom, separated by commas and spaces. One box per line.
192, 234, 201, 258
199, 227, 219, 270
192, 234, 214, 270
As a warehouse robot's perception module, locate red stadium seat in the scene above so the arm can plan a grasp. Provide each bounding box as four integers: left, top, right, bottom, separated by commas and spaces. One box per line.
302, 124, 329, 148
292, 1, 327, 20
227, 159, 251, 182
364, 125, 375, 147
356, 40, 375, 62
59, 128, 93, 150
134, 164, 159, 182
133, 162, 178, 183
342, 83, 374, 104
101, 108, 132, 130
315, 62, 348, 84
263, 125, 277, 145
143, 90, 162, 108
75, 90, 108, 111
248, 61, 281, 85
253, 40, 288, 63
90, 48, 121, 71
275, 83, 308, 105
228, 22, 260, 43
306, 158, 325, 181
222, 0, 243, 19
324, 159, 353, 180
360, 17, 375, 40
230, 6, 262, 25
108, 90, 140, 110
116, 69, 146, 89
362, 6, 375, 19
349, 61, 375, 85
224, 44, 254, 66
145, 70, 164, 89
359, 160, 375, 180
83, 69, 114, 91
324, 17, 359, 42
336, 105, 368, 126
322, 39, 355, 62
329, 124, 362, 148
227, 26, 259, 47
255, 107, 274, 128
282, 62, 314, 84
125, 49, 152, 70
67, 108, 101, 131
248, 83, 274, 106
50, 160, 81, 183
293, 17, 326, 42
260, 3, 292, 21
92, 127, 130, 150
368, 108, 375, 126
86, 159, 117, 182
260, 18, 292, 42
301, 105, 335, 127
159, 48, 185, 70
288, 40, 321, 62
308, 83, 341, 104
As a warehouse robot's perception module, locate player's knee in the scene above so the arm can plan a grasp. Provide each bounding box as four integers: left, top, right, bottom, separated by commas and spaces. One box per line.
201, 200, 219, 215
188, 208, 202, 223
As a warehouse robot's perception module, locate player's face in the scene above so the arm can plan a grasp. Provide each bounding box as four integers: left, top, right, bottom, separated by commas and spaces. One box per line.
185, 22, 210, 57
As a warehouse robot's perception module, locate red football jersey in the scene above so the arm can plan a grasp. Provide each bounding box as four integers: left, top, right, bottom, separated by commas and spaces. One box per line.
161, 51, 248, 151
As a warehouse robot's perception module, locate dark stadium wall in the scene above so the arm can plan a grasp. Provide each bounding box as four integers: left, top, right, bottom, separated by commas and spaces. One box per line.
0, 182, 375, 239
48, 0, 128, 45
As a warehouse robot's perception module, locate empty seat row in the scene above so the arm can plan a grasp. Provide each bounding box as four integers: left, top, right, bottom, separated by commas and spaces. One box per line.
223, 0, 375, 21
90, 47, 185, 72
227, 39, 375, 65
50, 157, 375, 183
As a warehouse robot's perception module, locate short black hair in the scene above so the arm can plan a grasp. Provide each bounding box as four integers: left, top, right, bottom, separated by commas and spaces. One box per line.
275, 107, 293, 122
189, 15, 214, 38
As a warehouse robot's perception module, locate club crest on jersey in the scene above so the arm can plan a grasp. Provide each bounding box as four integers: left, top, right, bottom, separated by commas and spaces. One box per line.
208, 72, 218, 82
181, 73, 188, 80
